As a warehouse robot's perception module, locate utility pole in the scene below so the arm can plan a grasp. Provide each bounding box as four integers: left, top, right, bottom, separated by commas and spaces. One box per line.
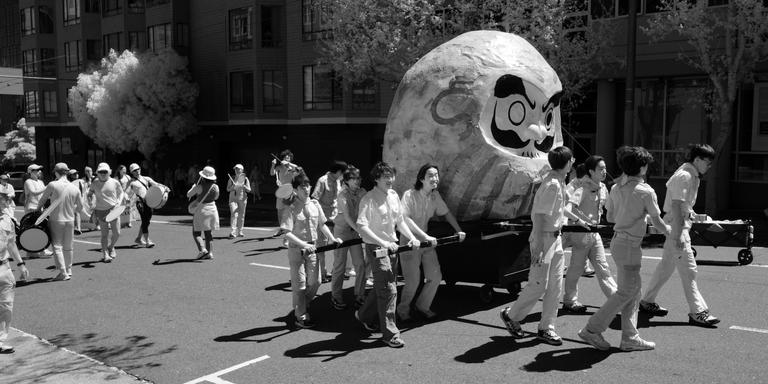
623, 0, 637, 145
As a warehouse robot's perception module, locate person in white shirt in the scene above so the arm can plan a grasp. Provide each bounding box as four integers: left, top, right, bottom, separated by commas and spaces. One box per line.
88, 163, 124, 263
227, 164, 251, 238
128, 163, 167, 248
0, 175, 14, 218
0, 211, 29, 353
23, 164, 53, 259
38, 163, 83, 281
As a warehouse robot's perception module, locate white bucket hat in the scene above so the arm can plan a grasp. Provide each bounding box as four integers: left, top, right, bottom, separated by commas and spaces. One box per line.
199, 166, 217, 181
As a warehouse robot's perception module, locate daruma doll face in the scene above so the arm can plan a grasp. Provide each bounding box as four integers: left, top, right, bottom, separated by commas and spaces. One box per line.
383, 31, 563, 221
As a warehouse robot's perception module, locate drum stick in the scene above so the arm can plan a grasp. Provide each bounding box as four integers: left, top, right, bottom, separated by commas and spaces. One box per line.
301, 238, 364, 256
375, 234, 462, 256
270, 153, 299, 169
35, 197, 63, 226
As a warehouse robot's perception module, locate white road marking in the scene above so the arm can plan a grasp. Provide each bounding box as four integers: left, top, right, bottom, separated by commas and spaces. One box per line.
729, 326, 768, 334
182, 355, 270, 384
249, 262, 289, 270
150, 219, 277, 232
74, 239, 102, 245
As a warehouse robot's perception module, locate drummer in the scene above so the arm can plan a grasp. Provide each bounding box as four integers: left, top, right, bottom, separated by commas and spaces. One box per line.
227, 164, 251, 239
38, 163, 83, 281
128, 163, 168, 248
23, 164, 53, 258
87, 163, 124, 263
0, 175, 15, 218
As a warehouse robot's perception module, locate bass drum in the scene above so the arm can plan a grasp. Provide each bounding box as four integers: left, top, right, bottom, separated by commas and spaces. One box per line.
145, 185, 169, 209
17, 210, 51, 253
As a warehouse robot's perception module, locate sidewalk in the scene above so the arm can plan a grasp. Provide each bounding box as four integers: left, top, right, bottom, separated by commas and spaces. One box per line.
0, 328, 152, 384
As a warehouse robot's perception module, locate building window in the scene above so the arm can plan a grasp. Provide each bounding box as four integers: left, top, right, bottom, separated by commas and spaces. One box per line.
147, 23, 171, 51
146, 0, 169, 7
21, 7, 36, 36
229, 7, 253, 51
128, 31, 145, 51
22, 49, 38, 76
85, 0, 99, 13
86, 39, 101, 60
634, 77, 713, 179
351, 79, 377, 110
175, 23, 189, 48
43, 90, 58, 117
127, 0, 144, 13
103, 32, 121, 54
303, 65, 342, 111
25, 91, 39, 118
262, 70, 284, 112
37, 6, 54, 33
102, 0, 122, 17
645, 0, 664, 13
230, 71, 254, 113
63, 0, 81, 26
41, 48, 55, 77
261, 5, 283, 48
302, 0, 330, 40
64, 40, 82, 71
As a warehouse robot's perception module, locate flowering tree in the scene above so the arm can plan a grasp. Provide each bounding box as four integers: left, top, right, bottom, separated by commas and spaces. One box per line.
315, 0, 613, 106
3, 118, 36, 164
643, 0, 768, 214
68, 49, 199, 157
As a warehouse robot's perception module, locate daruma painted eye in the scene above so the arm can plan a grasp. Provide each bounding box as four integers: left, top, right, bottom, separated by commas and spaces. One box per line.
384, 31, 563, 221
508, 101, 526, 125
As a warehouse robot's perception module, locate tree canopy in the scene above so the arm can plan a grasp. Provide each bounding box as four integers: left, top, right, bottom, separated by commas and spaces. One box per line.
3, 118, 36, 164
315, 0, 613, 106
68, 49, 199, 157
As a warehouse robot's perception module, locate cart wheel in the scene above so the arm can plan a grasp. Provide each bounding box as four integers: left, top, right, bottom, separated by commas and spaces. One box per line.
480, 284, 494, 304
738, 249, 753, 265
691, 247, 697, 258
505, 282, 522, 298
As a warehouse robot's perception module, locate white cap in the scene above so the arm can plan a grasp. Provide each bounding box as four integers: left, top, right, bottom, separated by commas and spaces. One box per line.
97, 162, 111, 173
233, 164, 244, 170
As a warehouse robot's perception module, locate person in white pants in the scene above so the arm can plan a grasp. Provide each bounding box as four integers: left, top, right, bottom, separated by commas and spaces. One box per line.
500, 147, 588, 346
640, 144, 720, 327
0, 212, 29, 354
227, 164, 251, 238
562, 155, 617, 313
23, 164, 53, 258
38, 163, 83, 281
397, 164, 464, 321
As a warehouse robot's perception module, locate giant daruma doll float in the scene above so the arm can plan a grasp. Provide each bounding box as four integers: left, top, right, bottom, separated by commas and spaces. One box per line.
384, 31, 563, 221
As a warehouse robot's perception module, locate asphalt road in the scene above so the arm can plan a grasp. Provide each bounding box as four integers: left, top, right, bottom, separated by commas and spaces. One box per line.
9, 210, 768, 384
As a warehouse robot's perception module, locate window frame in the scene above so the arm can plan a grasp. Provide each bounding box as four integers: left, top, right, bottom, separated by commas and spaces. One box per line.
63, 0, 81, 26
230, 71, 255, 113
43, 90, 58, 118
102, 0, 122, 17
302, 64, 342, 111
25, 90, 40, 118
229, 7, 253, 51
262, 69, 284, 113
20, 7, 37, 36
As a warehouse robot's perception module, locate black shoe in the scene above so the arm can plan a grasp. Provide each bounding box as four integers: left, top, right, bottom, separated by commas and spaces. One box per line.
331, 297, 348, 310
562, 302, 588, 314
537, 329, 563, 346
500, 307, 524, 338
639, 301, 669, 317
295, 317, 317, 329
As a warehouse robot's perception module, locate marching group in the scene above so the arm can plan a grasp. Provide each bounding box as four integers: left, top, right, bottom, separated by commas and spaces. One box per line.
0, 142, 722, 353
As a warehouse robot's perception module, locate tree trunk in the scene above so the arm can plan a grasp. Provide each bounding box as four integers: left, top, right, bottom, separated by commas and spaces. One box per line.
705, 103, 734, 216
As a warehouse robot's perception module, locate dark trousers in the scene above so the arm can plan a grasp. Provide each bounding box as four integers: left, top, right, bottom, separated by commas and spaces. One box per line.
136, 199, 153, 234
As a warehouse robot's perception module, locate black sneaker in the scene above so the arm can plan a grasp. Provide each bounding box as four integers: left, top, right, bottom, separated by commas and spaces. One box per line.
499, 307, 524, 338
537, 329, 563, 346
639, 301, 669, 317
331, 297, 348, 310
688, 310, 720, 327
295, 317, 317, 329
562, 302, 588, 313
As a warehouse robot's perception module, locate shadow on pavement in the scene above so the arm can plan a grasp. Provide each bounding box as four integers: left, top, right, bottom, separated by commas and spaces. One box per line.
264, 282, 291, 292
520, 347, 612, 372
151, 258, 204, 266
214, 314, 296, 344
233, 237, 268, 244
609, 314, 690, 330
1, 333, 177, 382
695, 260, 741, 267
283, 332, 383, 362
455, 336, 540, 363
243, 247, 285, 256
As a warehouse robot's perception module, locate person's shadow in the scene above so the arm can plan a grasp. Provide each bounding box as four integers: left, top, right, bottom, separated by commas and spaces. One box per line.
455, 336, 540, 363
283, 332, 383, 362
521, 347, 613, 372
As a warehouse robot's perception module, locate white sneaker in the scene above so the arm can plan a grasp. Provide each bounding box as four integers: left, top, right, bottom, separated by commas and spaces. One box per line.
578, 328, 611, 351
620, 336, 655, 351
